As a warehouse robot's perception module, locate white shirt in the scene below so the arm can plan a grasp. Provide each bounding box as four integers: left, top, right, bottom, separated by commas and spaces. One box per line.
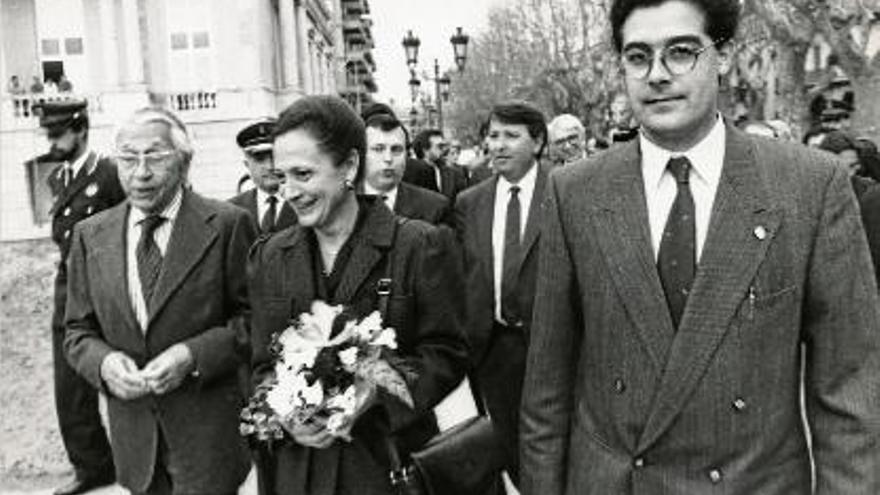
59, 149, 92, 184
640, 116, 725, 262
492, 163, 538, 324
256, 188, 283, 224
363, 183, 399, 211
126, 188, 183, 330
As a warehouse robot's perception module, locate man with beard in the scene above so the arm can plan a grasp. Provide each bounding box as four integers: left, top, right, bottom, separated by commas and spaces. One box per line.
229, 119, 297, 235
29, 99, 125, 495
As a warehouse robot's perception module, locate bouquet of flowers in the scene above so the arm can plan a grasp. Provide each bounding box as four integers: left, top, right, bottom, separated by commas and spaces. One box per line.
240, 300, 414, 443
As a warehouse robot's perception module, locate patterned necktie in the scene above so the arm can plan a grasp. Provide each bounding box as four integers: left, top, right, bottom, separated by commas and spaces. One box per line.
657, 156, 696, 330
137, 215, 166, 312
501, 185, 522, 324
261, 196, 277, 233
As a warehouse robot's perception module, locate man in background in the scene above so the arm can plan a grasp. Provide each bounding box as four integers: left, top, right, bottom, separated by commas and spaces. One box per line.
229, 118, 296, 234
29, 99, 125, 495
412, 129, 468, 201
548, 114, 587, 166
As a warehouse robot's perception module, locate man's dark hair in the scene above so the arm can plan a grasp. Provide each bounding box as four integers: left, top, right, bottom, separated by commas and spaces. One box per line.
818, 130, 857, 155
609, 0, 741, 52
412, 129, 443, 160
487, 101, 548, 158
363, 112, 410, 150
274, 95, 366, 180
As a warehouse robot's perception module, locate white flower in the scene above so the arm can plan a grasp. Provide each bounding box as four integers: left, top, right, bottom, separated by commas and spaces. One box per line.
353, 311, 384, 341
338, 347, 359, 368
325, 384, 357, 415
373, 327, 398, 349
297, 376, 324, 407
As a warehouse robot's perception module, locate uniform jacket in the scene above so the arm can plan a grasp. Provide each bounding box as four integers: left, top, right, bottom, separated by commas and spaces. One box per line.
520, 127, 880, 494
452, 163, 549, 484
64, 189, 257, 494
248, 197, 469, 495
229, 188, 297, 234
44, 150, 126, 274
394, 182, 451, 226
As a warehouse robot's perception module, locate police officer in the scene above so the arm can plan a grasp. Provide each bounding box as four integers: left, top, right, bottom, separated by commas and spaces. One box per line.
31, 99, 125, 495
229, 118, 296, 234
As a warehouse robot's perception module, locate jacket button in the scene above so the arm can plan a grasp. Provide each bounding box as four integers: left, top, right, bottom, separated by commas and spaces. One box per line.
614, 378, 626, 394
732, 398, 746, 412
633, 457, 644, 469
63, 230, 71, 239
708, 468, 722, 483
63, 207, 71, 216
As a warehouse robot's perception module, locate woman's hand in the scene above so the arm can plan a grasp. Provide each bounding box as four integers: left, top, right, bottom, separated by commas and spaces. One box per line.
285, 416, 337, 449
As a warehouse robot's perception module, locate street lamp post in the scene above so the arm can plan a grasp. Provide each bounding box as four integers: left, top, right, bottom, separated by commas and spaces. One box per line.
402, 27, 469, 132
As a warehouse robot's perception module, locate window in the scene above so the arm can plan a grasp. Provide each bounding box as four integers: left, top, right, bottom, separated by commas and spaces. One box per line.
65, 38, 84, 55
192, 31, 210, 49
41, 39, 60, 56
171, 32, 189, 50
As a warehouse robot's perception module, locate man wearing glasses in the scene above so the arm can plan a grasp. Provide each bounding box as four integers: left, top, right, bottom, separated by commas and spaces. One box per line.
64, 107, 256, 495
547, 114, 587, 166
521, 0, 880, 493
29, 99, 124, 495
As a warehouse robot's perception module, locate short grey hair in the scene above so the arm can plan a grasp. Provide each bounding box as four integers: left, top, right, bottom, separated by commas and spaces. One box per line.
115, 106, 194, 164
548, 114, 585, 141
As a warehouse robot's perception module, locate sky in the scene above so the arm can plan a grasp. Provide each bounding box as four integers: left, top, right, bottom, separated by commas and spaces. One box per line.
368, 0, 500, 108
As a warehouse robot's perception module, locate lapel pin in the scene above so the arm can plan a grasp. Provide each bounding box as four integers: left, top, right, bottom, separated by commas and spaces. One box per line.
754, 225, 767, 240
85, 183, 99, 197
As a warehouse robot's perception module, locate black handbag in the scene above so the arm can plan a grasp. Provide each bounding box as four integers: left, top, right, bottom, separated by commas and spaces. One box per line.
378, 221, 506, 495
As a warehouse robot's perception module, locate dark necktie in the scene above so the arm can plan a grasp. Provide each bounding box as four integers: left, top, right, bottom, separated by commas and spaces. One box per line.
501, 185, 522, 324
261, 196, 278, 233
657, 156, 696, 329
137, 215, 166, 312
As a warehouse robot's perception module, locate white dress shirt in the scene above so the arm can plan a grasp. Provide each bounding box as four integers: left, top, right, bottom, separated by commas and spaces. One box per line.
126, 188, 183, 330
363, 183, 398, 211
640, 116, 726, 262
256, 188, 283, 224
492, 163, 538, 324
59, 149, 92, 184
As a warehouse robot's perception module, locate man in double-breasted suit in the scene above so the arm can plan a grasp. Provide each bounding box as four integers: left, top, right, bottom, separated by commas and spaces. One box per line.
64, 107, 256, 495
455, 101, 549, 488
229, 119, 297, 235
520, 1, 880, 494
29, 99, 125, 495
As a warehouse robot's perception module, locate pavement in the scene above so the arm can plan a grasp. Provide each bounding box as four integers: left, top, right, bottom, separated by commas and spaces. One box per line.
0, 469, 257, 495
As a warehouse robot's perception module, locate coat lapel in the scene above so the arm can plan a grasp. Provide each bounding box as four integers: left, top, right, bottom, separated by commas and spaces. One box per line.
332, 199, 397, 304
393, 183, 415, 219
475, 178, 498, 296
148, 190, 218, 323
518, 163, 549, 271
89, 203, 142, 338
590, 142, 675, 370
636, 127, 782, 452
277, 227, 317, 316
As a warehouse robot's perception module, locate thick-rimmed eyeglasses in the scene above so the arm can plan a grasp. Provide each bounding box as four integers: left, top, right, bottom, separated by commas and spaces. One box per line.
620, 39, 723, 80
113, 149, 178, 169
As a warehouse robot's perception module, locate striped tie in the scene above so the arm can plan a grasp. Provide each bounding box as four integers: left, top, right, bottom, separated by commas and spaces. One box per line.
137, 215, 165, 312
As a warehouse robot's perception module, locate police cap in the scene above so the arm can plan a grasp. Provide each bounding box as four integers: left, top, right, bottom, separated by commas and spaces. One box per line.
236, 118, 276, 155
34, 99, 88, 138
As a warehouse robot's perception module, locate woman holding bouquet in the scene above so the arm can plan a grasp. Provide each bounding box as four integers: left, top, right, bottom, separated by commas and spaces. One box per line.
247, 95, 470, 495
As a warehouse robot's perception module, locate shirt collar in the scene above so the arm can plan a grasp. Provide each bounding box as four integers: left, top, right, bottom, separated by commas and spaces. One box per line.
129, 187, 184, 226
497, 161, 539, 197
256, 187, 281, 205
68, 149, 92, 176
640, 115, 726, 189
363, 182, 398, 206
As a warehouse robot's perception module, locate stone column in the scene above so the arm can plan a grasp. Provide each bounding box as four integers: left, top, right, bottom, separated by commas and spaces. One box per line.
295, 1, 312, 94
279, 0, 299, 90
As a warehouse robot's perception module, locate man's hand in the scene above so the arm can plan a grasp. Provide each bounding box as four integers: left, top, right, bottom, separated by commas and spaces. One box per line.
141, 344, 195, 395
100, 352, 149, 400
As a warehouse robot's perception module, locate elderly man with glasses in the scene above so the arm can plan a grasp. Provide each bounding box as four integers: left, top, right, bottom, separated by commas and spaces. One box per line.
520, 0, 880, 493
548, 114, 587, 166
64, 107, 257, 495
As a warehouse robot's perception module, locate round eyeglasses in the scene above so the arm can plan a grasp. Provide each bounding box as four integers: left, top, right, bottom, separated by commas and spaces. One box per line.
621, 39, 723, 80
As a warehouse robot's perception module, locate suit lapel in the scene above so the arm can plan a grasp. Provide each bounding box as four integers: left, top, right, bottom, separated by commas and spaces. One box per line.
332, 199, 396, 303
475, 178, 498, 295
245, 189, 259, 220
518, 163, 548, 270
393, 183, 415, 219
278, 227, 317, 315
148, 190, 218, 323
591, 142, 675, 370
636, 127, 782, 452
90, 203, 142, 338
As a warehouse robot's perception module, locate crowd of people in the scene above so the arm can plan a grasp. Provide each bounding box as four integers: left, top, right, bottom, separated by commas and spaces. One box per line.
24, 0, 880, 494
